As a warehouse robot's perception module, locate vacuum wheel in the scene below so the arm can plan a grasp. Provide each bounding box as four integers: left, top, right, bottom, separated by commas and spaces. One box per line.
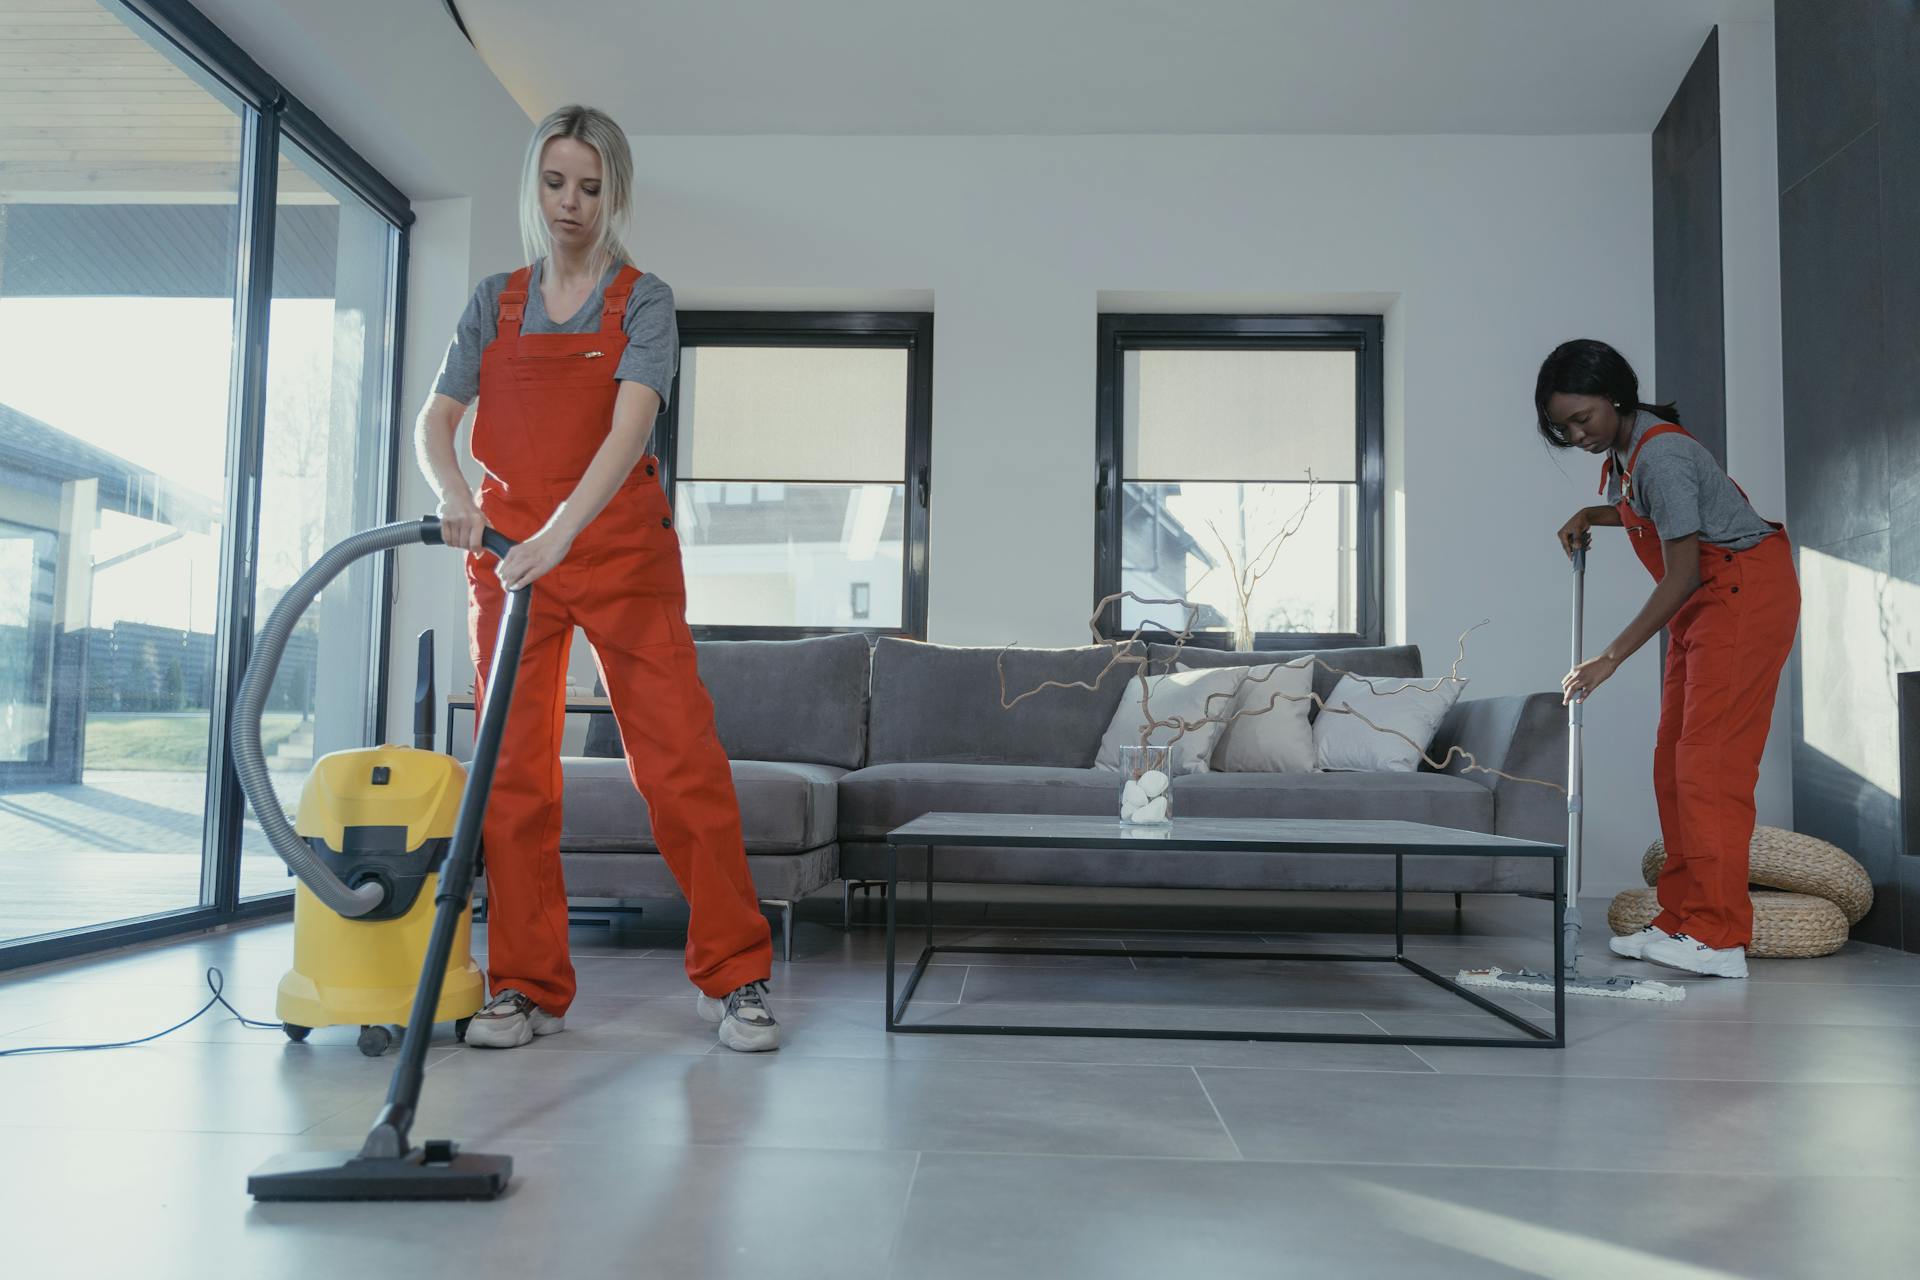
356, 1024, 393, 1057
282, 1023, 311, 1043
454, 1016, 473, 1043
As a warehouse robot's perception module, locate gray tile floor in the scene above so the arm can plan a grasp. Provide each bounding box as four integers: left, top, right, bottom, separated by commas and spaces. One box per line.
3, 889, 1918, 1278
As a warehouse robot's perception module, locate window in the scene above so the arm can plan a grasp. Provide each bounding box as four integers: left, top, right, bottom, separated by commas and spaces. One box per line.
659, 313, 933, 639
0, 0, 409, 965
1095, 314, 1384, 648
237, 140, 402, 900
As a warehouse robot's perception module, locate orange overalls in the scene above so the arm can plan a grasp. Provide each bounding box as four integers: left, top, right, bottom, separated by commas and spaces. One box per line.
1603, 424, 1800, 950
465, 264, 772, 1013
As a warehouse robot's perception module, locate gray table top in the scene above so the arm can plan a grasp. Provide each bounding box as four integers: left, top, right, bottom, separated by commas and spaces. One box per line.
884, 813, 1563, 859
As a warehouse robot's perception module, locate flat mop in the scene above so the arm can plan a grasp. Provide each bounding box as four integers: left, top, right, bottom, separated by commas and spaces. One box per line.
1457, 547, 1685, 1003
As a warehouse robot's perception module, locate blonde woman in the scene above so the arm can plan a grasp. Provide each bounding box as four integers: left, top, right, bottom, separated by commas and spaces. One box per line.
415, 105, 778, 1051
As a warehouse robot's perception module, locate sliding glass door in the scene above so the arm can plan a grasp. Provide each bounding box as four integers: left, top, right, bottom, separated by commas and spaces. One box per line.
0, 0, 409, 962
238, 140, 399, 901
0, 1, 246, 941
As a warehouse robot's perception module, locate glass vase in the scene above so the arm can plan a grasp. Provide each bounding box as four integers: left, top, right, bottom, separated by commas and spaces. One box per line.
1117, 744, 1173, 825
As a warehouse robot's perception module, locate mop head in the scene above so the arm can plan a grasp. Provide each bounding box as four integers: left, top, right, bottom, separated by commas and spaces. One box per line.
1455, 966, 1686, 1002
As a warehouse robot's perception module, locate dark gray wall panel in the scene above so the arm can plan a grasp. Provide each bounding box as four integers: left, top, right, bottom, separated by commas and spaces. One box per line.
1878, 0, 1920, 517
1780, 133, 1889, 550
1653, 30, 1726, 464
1776, 0, 1882, 192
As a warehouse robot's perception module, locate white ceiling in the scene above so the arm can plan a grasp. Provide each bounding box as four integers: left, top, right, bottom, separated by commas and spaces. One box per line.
457, 0, 1772, 137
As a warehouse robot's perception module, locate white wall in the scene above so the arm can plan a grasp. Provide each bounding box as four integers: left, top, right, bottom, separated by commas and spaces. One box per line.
498, 132, 1656, 894
1718, 15, 1794, 831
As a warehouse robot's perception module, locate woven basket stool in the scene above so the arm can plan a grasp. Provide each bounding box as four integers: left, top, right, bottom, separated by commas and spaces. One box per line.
1607, 887, 1849, 959
1640, 826, 1874, 925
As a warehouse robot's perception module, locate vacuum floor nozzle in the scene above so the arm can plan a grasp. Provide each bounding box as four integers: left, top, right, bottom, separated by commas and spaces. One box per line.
247, 1143, 512, 1202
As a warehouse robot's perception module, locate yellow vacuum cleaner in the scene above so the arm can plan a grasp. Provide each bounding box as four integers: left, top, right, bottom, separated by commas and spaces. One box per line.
231, 516, 531, 1201
272, 628, 483, 1057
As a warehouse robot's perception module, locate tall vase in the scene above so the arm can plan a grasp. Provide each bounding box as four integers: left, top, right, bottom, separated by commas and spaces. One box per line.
1231, 612, 1256, 652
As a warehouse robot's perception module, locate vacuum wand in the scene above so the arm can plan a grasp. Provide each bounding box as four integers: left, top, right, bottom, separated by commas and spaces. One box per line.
361, 524, 524, 1162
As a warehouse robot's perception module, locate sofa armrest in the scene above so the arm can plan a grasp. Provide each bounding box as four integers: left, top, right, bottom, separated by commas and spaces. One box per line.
1428, 692, 1568, 846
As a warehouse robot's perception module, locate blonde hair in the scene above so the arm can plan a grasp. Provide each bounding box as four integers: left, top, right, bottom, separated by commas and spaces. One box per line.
519, 104, 634, 273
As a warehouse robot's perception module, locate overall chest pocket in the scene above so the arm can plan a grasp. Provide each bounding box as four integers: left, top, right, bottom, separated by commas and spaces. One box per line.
510, 347, 618, 388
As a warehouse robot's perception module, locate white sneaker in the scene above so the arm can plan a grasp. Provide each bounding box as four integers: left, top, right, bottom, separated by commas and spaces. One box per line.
697, 981, 781, 1052
464, 988, 565, 1048
1642, 932, 1748, 979
1609, 925, 1673, 959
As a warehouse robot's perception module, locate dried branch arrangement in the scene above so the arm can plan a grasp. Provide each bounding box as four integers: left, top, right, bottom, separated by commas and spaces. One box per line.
995, 591, 1564, 796
1202, 476, 1321, 651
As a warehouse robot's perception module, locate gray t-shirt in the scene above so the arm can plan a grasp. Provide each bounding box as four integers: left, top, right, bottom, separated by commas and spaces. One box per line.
1605, 412, 1775, 550
432, 260, 678, 412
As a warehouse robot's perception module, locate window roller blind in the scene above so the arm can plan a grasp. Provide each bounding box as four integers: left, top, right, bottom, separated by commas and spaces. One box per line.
676, 346, 909, 482
1123, 348, 1358, 484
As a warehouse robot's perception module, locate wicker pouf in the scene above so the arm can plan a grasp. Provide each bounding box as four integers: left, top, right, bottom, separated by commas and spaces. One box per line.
1640, 826, 1874, 925
1607, 886, 1850, 959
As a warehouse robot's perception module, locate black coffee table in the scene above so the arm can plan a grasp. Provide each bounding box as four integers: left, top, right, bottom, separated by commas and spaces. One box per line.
883, 813, 1566, 1049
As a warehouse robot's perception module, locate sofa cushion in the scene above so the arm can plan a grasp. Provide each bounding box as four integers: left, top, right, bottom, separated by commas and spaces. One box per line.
561, 757, 842, 854
839, 763, 1122, 839
1150, 643, 1423, 719
836, 761, 1494, 841
1174, 769, 1493, 830
585, 632, 871, 769
867, 637, 1139, 768
561, 845, 838, 905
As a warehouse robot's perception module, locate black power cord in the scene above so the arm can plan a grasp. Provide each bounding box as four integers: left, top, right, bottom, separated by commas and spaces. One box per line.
0, 968, 281, 1058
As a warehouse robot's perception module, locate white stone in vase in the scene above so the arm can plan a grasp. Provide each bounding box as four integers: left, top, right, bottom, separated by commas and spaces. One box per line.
1134, 796, 1168, 823
1122, 780, 1148, 809
1139, 769, 1169, 799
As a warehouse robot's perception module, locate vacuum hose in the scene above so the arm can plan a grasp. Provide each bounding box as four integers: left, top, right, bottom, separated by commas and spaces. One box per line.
231, 517, 511, 918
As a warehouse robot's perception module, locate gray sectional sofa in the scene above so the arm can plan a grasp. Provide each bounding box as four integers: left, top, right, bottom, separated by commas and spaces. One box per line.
552, 634, 1567, 957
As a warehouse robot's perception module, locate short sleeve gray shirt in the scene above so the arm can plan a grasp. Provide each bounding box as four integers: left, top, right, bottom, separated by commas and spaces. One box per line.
1605, 412, 1775, 550
432, 261, 678, 413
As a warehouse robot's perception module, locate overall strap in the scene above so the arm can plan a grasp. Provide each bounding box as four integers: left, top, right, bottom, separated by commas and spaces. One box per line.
599, 265, 645, 335
496, 266, 533, 343
1601, 423, 1690, 496
1597, 422, 1689, 498
1624, 422, 1688, 477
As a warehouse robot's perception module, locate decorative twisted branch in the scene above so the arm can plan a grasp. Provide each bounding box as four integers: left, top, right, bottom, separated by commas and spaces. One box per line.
1203, 474, 1320, 649
994, 594, 1565, 795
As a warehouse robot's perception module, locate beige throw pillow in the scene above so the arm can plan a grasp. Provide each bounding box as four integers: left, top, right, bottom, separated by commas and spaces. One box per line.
1178, 660, 1317, 773
1093, 666, 1246, 775
1314, 674, 1465, 773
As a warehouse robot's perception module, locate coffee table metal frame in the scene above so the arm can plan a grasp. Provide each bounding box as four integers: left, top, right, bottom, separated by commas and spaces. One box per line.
883, 814, 1566, 1049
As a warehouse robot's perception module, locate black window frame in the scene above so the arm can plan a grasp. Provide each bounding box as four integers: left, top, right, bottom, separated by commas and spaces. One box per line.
659, 311, 934, 642
1094, 313, 1386, 651
0, 0, 413, 972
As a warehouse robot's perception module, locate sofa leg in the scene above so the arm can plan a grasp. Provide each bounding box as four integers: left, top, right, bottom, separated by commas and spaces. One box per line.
843, 880, 889, 929
764, 900, 795, 962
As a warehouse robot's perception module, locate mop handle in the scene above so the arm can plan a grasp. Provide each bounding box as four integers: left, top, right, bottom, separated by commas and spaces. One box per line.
1566, 545, 1585, 896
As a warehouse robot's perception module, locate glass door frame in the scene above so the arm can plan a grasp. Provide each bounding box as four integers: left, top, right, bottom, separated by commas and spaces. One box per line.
0, 0, 413, 971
